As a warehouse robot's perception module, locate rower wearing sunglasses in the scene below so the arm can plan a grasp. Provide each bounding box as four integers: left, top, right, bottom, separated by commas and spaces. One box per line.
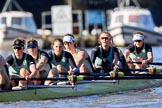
91, 31, 122, 74
6, 38, 38, 87
124, 31, 153, 71
27, 39, 51, 85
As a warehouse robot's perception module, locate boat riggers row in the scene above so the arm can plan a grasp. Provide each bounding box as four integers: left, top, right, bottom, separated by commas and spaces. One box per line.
10, 72, 162, 82
8, 67, 162, 91
10, 74, 162, 90
9, 67, 162, 84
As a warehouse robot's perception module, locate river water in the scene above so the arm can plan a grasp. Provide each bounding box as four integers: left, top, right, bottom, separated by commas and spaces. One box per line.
0, 46, 162, 108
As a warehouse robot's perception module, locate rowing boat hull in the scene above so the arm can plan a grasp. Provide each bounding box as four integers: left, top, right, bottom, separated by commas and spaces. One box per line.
0, 79, 162, 102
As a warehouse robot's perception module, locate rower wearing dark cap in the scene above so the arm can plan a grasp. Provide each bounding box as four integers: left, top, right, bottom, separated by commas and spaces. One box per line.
6, 38, 38, 87
27, 38, 51, 85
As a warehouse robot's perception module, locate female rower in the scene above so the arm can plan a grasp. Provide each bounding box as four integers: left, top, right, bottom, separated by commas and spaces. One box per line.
63, 34, 94, 73
0, 55, 10, 90
91, 31, 121, 74
6, 38, 38, 87
124, 31, 153, 71
27, 39, 51, 85
44, 38, 79, 85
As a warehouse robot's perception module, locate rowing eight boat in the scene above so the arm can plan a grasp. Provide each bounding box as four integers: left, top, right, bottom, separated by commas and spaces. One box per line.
0, 76, 162, 102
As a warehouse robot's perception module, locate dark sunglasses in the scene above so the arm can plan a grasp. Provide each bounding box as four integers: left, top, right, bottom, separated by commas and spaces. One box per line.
27, 46, 37, 49
101, 37, 110, 40
13, 47, 22, 50
134, 40, 142, 42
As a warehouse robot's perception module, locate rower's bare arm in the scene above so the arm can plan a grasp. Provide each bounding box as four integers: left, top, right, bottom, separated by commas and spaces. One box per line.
36, 56, 47, 71
124, 49, 131, 62
114, 52, 122, 67
146, 52, 153, 63
29, 64, 37, 78
141, 52, 153, 64
76, 50, 86, 67
113, 52, 119, 64
112, 52, 121, 70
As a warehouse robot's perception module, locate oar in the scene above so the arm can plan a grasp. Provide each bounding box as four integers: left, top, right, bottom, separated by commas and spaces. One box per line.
128, 62, 162, 65
11, 77, 69, 81
11, 74, 162, 81
12, 85, 74, 90
59, 72, 109, 76
77, 75, 162, 80
11, 84, 75, 90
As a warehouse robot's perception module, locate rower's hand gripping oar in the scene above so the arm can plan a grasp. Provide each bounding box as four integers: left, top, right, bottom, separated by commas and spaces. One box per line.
109, 61, 125, 78
68, 67, 81, 87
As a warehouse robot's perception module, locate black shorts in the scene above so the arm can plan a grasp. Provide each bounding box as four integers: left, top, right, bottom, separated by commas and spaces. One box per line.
0, 84, 12, 90
95, 68, 111, 74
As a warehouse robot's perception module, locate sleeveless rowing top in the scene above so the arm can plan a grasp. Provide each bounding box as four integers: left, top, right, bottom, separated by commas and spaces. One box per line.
129, 43, 147, 62
51, 51, 69, 70
9, 53, 30, 76
94, 45, 113, 69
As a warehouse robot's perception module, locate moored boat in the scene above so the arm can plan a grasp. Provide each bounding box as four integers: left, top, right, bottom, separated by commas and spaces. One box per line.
107, 0, 162, 47
0, 78, 162, 102
0, 11, 44, 50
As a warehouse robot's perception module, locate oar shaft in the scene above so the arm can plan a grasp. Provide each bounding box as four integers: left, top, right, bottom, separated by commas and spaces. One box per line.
59, 72, 109, 76
124, 68, 149, 72
82, 75, 162, 80
129, 62, 162, 65
11, 77, 69, 81
59, 68, 162, 76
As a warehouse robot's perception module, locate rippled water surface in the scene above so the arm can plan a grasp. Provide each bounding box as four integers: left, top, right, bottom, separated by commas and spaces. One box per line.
1, 87, 162, 108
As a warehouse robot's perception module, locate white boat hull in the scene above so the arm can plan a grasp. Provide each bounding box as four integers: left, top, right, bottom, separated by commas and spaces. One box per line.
108, 25, 162, 47
0, 11, 44, 50
0, 26, 43, 50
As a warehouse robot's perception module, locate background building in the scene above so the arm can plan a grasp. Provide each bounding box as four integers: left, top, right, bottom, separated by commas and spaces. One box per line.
1, 0, 162, 29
